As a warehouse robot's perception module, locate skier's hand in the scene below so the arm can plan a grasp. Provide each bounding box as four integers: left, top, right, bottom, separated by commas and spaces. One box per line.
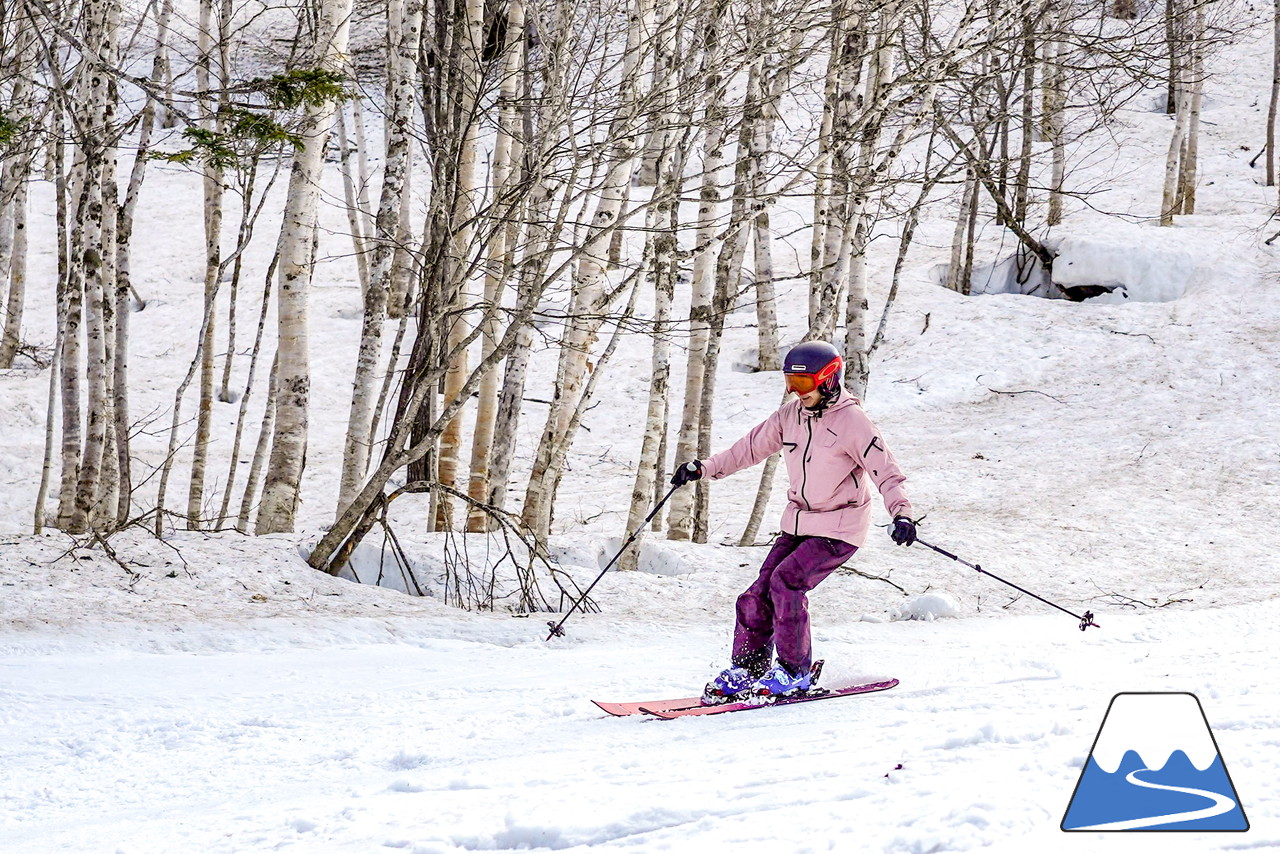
890, 516, 917, 546
671, 461, 703, 487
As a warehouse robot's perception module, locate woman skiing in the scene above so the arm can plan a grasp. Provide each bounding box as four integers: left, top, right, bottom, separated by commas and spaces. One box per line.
671, 340, 918, 705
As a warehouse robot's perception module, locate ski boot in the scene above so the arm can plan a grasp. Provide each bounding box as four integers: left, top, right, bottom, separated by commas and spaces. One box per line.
701, 666, 755, 706
747, 660, 823, 705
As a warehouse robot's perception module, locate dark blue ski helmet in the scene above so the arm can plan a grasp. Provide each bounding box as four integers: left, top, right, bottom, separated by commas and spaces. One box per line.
783, 341, 843, 401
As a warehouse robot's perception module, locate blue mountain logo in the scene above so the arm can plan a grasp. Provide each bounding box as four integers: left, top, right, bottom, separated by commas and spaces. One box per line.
1062, 692, 1248, 831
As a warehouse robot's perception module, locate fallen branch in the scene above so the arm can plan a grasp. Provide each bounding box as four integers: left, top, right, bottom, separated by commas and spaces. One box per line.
840, 565, 908, 595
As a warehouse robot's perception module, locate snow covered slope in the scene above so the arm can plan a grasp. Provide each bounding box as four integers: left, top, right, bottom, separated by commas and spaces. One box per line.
4, 8, 1280, 854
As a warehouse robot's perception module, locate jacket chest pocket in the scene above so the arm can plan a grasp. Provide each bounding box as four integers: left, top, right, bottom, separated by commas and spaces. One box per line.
818, 426, 840, 449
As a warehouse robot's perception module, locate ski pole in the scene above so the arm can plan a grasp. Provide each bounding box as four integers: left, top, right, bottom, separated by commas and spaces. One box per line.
914, 537, 1100, 631
546, 479, 684, 641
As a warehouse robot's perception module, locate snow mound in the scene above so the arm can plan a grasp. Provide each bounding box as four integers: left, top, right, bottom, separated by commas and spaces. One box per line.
894, 592, 962, 622
1052, 232, 1196, 303
959, 227, 1204, 303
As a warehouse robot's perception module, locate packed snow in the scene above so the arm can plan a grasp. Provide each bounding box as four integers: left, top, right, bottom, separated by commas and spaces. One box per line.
4, 11, 1280, 854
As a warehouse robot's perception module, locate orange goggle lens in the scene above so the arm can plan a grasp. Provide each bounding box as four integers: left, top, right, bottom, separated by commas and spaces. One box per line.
785, 373, 819, 394
785, 359, 841, 396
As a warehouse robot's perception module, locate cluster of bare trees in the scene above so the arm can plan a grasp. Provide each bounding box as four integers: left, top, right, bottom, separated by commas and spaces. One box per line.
0, 0, 1258, 598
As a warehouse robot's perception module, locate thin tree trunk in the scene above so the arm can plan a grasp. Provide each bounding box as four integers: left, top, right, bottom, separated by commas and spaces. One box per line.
387, 166, 415, 318
55, 112, 82, 530
238, 355, 278, 532
338, 0, 423, 518
749, 0, 794, 373
1165, 0, 1179, 115
521, 0, 657, 541
68, 0, 121, 533
217, 251, 278, 528
94, 167, 121, 522
1179, 11, 1204, 215
809, 11, 843, 329
619, 177, 674, 570
35, 303, 65, 534
947, 170, 975, 292
1160, 73, 1191, 225
1044, 3, 1066, 227
1269, 0, 1280, 188
256, 0, 354, 534
0, 180, 26, 368
108, 0, 174, 522
667, 0, 729, 541
336, 105, 370, 295
434, 0, 488, 531
188, 0, 225, 528
1013, 14, 1036, 225
466, 0, 525, 532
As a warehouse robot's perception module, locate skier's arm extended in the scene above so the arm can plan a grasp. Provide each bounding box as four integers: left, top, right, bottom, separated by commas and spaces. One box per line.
845, 409, 913, 520
701, 410, 785, 480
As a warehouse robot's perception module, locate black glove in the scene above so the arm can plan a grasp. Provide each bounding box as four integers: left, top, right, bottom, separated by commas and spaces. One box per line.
671, 460, 703, 487
890, 515, 917, 546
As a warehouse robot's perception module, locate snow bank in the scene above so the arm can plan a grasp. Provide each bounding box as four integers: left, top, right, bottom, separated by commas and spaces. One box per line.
1052, 230, 1198, 303
958, 225, 1209, 303
893, 592, 962, 622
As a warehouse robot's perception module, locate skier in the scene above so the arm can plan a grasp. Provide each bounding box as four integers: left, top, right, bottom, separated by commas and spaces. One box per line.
671, 340, 918, 704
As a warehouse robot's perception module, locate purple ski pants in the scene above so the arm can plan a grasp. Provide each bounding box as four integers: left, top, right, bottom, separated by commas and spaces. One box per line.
732, 533, 857, 677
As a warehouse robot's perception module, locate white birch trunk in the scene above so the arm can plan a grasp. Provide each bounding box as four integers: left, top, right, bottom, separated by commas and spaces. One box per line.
256, 0, 353, 534
1160, 74, 1191, 226
466, 0, 525, 532
521, 0, 656, 540
54, 111, 82, 530
808, 25, 841, 330
434, 0, 488, 531
387, 167, 414, 317
619, 229, 672, 572
947, 170, 975, 291
0, 21, 33, 370
666, 0, 729, 541
750, 0, 797, 373
620, 33, 681, 569
1045, 7, 1066, 227
336, 105, 370, 296
0, 184, 25, 369
337, 0, 422, 517
1269, 0, 1280, 189
240, 355, 278, 532
68, 0, 120, 533
1179, 11, 1204, 215
94, 170, 121, 522
188, 0, 225, 527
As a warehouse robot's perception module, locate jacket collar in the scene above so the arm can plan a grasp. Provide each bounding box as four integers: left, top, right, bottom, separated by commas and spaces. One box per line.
799, 389, 860, 417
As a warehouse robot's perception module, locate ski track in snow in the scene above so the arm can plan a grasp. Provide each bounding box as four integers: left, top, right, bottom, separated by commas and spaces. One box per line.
1070, 769, 1238, 831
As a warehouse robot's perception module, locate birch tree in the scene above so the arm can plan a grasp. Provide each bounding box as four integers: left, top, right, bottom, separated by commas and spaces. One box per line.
256, 0, 355, 534
187, 0, 229, 527
337, 0, 423, 518
0, 21, 37, 370
521, 0, 658, 541
466, 0, 526, 533
665, 0, 729, 541
65, 0, 123, 533
433, 0, 488, 531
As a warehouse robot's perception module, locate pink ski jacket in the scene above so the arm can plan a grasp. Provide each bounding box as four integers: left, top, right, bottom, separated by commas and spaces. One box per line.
702, 393, 913, 547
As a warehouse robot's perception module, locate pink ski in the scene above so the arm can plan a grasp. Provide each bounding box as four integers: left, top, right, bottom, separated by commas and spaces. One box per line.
638, 678, 899, 719
592, 696, 703, 717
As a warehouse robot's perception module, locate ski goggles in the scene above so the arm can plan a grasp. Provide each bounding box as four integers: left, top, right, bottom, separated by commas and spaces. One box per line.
784, 361, 840, 395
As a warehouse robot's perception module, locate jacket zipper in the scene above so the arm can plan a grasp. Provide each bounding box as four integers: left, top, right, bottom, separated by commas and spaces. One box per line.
799, 417, 814, 517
